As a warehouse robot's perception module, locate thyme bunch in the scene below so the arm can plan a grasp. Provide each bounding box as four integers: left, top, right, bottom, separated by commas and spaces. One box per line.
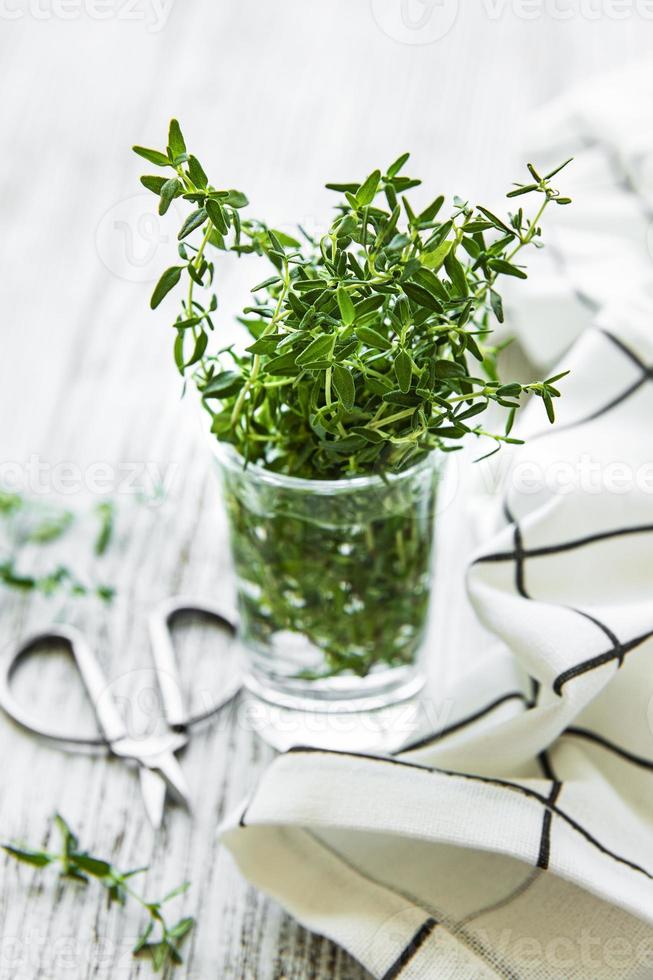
136, 122, 571, 477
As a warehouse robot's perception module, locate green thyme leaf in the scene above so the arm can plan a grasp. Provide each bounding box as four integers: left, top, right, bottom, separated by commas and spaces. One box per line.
151, 266, 183, 309
490, 289, 504, 323
161, 882, 191, 903
444, 251, 468, 295
336, 286, 356, 326
357, 326, 392, 351
133, 146, 170, 168
205, 199, 228, 234
94, 502, 115, 556
488, 258, 527, 279
167, 119, 186, 159
386, 152, 410, 178
27, 509, 74, 544
202, 371, 244, 398
133, 923, 154, 955
394, 351, 412, 393
295, 334, 335, 366
223, 190, 249, 209
356, 170, 381, 207
433, 359, 466, 379
402, 282, 442, 313
418, 195, 445, 223
333, 364, 355, 410
178, 208, 207, 241
187, 155, 207, 188
74, 854, 112, 877
545, 158, 574, 180
141, 175, 167, 194
2, 845, 53, 867
419, 238, 451, 271
159, 178, 182, 216
476, 206, 513, 235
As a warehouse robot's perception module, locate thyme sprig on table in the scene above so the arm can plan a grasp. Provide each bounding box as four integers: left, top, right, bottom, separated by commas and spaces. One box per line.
3, 814, 194, 972
0, 492, 115, 601
136, 121, 571, 476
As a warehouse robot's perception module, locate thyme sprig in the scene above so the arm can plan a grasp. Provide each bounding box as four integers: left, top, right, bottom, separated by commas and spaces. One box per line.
3, 814, 194, 972
0, 492, 114, 601
136, 121, 571, 477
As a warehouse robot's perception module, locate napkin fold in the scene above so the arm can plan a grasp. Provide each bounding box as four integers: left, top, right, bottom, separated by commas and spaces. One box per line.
222, 64, 653, 979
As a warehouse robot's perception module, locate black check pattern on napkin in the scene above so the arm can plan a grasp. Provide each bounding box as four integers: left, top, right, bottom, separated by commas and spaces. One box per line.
350, 326, 653, 975
475, 513, 653, 695
245, 745, 653, 979
472, 327, 653, 696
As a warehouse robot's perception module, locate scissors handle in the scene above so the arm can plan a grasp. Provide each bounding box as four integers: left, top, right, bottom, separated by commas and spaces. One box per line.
0, 627, 128, 746
148, 596, 239, 729
68, 627, 128, 744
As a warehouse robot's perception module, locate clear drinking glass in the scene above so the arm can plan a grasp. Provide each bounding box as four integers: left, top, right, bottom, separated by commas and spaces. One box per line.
213, 443, 440, 713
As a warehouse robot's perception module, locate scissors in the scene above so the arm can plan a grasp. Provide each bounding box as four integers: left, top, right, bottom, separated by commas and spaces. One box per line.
0, 597, 242, 829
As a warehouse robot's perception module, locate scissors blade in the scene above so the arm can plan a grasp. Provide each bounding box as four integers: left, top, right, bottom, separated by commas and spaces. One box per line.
139, 766, 167, 830
150, 752, 192, 811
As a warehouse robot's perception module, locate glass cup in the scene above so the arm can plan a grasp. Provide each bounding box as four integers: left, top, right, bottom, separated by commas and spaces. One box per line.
212, 443, 440, 714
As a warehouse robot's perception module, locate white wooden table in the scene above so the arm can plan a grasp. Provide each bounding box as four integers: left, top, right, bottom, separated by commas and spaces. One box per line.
0, 4, 650, 976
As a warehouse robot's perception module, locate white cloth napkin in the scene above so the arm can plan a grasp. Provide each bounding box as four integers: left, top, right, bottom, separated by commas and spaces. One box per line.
503, 60, 653, 370
221, 65, 653, 979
